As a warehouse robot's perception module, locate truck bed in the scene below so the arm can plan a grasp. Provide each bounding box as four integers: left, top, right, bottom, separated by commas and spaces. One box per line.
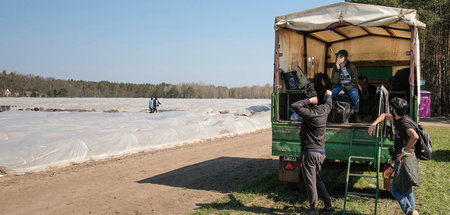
278, 120, 373, 128
272, 121, 393, 163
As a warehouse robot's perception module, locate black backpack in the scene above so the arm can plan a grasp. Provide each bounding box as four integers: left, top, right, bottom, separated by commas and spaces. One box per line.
388, 68, 410, 91
281, 67, 310, 90
313, 73, 331, 92
416, 124, 432, 160
358, 74, 369, 100
405, 118, 432, 160
281, 71, 301, 90
327, 95, 351, 123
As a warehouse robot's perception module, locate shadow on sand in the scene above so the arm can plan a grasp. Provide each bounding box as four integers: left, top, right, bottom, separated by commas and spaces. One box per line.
137, 156, 277, 193
137, 157, 394, 214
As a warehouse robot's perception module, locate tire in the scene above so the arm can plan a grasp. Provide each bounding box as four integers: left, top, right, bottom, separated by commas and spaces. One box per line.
287, 178, 305, 190
287, 182, 300, 190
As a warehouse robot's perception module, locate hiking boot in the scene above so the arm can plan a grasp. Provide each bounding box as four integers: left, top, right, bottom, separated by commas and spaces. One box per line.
308, 209, 319, 215
321, 206, 335, 213
351, 112, 361, 123
408, 210, 419, 215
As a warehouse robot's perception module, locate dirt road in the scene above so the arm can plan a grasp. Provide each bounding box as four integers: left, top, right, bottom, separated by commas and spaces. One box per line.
0, 129, 276, 215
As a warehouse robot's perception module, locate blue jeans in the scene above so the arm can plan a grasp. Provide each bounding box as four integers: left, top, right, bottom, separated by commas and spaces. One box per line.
331, 86, 359, 113
392, 162, 416, 214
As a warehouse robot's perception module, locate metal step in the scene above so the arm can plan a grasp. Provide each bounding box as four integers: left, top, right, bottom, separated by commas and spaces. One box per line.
344, 126, 380, 215
353, 138, 377, 143
349, 156, 375, 161
344, 212, 372, 215
348, 173, 377, 178
348, 192, 377, 198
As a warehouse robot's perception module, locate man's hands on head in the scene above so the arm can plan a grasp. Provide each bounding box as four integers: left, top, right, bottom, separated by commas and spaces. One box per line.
309, 97, 318, 105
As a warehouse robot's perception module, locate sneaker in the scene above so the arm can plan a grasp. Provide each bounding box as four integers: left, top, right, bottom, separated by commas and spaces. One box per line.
408, 210, 419, 215
308, 208, 319, 215
351, 113, 361, 123
322, 206, 335, 213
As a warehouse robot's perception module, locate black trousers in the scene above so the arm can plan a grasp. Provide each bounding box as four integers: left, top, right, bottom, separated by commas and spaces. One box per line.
300, 151, 332, 209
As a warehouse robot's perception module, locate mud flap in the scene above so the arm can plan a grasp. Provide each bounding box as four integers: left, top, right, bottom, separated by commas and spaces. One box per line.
278, 156, 301, 182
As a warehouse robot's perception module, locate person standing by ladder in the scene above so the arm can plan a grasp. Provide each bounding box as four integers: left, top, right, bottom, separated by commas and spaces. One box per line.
291, 90, 335, 215
368, 97, 419, 215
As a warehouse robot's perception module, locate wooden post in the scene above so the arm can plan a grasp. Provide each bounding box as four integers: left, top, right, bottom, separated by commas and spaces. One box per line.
274, 30, 281, 89
273, 29, 281, 121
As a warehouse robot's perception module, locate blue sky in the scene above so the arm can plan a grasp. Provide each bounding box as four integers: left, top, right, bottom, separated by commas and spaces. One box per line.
1, 0, 341, 87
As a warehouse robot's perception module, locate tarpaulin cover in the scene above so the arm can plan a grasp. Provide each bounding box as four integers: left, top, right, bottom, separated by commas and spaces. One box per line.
0, 98, 271, 174
275, 2, 425, 32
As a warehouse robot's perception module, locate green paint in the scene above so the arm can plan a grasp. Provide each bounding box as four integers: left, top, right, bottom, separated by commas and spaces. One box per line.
357, 66, 392, 79
271, 123, 393, 162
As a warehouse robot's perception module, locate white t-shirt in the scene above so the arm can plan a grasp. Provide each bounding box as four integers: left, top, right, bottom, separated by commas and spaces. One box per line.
340, 67, 351, 86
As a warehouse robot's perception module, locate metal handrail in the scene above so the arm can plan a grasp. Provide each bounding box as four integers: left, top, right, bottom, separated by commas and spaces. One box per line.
343, 90, 383, 215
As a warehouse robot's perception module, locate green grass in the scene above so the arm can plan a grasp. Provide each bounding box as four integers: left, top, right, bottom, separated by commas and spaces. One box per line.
189, 126, 450, 215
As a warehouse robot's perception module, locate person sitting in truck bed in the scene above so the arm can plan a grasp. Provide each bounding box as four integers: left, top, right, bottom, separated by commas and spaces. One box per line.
331, 49, 361, 123
291, 89, 335, 215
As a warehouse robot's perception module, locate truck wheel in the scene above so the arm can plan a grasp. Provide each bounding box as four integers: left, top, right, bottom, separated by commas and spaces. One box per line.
287, 178, 305, 190
287, 182, 300, 190
287, 171, 305, 190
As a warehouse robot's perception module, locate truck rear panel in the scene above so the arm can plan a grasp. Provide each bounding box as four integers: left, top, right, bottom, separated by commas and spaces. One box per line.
272, 122, 393, 162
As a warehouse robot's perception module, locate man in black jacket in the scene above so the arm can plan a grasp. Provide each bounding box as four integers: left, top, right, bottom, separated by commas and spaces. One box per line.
291, 90, 334, 215
368, 97, 419, 215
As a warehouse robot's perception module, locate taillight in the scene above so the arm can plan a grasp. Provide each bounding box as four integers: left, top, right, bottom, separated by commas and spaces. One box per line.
284, 162, 294, 170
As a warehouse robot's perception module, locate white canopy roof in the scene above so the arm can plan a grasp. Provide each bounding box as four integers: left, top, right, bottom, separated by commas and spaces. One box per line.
275, 2, 426, 32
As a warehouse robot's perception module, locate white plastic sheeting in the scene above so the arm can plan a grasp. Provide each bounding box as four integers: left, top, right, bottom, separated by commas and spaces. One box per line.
0, 98, 271, 174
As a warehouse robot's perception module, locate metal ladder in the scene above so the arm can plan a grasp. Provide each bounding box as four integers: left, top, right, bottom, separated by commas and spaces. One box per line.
343, 126, 382, 215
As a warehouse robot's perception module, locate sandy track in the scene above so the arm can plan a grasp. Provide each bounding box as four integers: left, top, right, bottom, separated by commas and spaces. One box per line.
0, 129, 276, 215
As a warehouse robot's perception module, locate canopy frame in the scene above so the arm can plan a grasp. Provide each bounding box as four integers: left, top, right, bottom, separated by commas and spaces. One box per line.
273, 3, 424, 120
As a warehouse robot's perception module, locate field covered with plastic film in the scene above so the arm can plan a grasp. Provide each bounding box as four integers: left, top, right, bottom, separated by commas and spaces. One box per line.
0, 98, 271, 175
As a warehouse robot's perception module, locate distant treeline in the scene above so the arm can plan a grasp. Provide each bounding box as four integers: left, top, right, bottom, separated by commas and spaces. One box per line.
0, 71, 272, 99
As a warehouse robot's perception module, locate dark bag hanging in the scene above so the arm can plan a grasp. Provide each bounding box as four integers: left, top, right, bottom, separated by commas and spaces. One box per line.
281, 71, 300, 90
404, 117, 432, 160
313, 73, 331, 92
298, 87, 316, 100
327, 100, 351, 123
327, 95, 351, 123
281, 66, 311, 90
389, 68, 410, 91
358, 74, 369, 100
296, 66, 310, 90
415, 124, 432, 160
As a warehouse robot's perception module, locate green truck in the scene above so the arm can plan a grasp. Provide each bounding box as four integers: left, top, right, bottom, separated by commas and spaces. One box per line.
271, 2, 425, 213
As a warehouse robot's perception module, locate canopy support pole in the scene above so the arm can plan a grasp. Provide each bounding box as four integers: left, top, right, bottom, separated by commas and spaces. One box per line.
304, 34, 308, 75
415, 28, 422, 120
409, 27, 416, 120
274, 30, 281, 89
